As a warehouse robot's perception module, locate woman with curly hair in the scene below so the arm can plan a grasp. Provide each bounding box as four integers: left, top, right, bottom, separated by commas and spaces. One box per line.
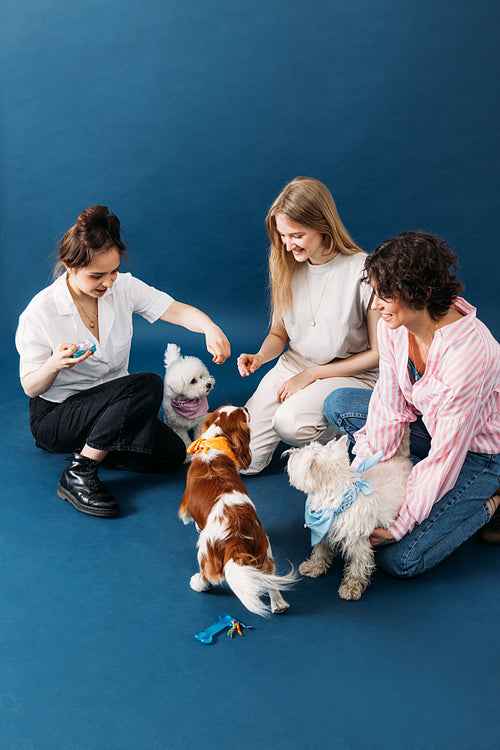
324, 230, 500, 575
16, 205, 231, 518
237, 177, 380, 474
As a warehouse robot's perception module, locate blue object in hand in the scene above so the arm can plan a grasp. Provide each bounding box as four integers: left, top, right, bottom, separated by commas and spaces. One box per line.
72, 339, 96, 358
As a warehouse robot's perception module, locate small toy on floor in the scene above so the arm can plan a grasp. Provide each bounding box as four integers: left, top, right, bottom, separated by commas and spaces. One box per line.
162, 343, 215, 449
194, 614, 253, 644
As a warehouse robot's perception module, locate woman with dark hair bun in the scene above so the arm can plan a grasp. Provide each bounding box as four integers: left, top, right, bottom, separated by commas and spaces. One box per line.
16, 205, 231, 518
323, 230, 500, 575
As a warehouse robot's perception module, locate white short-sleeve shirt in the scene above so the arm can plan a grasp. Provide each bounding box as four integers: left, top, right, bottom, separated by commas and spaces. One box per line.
283, 251, 374, 364
15, 272, 174, 402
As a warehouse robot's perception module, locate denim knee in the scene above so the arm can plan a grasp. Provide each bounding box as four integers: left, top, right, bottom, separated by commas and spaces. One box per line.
323, 388, 371, 432
323, 390, 345, 431
375, 544, 419, 579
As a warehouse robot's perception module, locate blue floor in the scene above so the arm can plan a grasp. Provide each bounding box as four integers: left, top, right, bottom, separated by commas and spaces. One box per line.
1, 320, 499, 750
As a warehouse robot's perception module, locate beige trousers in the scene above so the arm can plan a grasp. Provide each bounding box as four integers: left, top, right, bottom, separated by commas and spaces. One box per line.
242, 349, 377, 475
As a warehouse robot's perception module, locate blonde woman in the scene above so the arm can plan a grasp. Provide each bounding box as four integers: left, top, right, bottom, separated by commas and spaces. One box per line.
237, 176, 380, 475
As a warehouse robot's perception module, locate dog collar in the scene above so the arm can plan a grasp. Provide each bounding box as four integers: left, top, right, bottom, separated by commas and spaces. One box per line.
187, 436, 237, 463
170, 395, 209, 419
305, 450, 384, 546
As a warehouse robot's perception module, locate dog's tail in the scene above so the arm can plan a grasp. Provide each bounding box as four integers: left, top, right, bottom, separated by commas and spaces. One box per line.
224, 559, 296, 617
164, 343, 181, 368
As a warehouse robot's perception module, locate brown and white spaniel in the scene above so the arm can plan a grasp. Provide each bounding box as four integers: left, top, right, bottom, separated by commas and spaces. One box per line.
178, 405, 294, 616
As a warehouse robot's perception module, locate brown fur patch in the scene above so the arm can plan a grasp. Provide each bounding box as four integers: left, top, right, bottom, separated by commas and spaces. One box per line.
180, 405, 274, 585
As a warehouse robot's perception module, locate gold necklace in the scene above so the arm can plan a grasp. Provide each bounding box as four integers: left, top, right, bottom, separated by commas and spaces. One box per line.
67, 283, 98, 329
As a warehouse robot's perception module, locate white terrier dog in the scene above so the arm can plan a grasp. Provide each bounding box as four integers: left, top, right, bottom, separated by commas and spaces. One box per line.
162, 343, 215, 448
285, 430, 412, 600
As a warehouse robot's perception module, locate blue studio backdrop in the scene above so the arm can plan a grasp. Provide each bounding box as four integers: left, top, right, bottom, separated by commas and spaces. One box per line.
2, 0, 499, 341
1, 2, 499, 750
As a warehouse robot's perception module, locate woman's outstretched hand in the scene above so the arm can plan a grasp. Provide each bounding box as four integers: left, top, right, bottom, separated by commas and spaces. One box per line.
205, 326, 231, 364
237, 353, 263, 377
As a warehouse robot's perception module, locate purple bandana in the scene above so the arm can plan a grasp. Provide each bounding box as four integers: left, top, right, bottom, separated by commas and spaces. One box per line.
170, 395, 209, 419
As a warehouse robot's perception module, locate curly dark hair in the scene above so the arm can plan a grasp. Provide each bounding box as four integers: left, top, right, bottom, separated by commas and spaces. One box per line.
363, 231, 464, 320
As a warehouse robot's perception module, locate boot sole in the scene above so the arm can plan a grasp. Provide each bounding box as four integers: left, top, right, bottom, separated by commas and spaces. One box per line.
57, 484, 120, 518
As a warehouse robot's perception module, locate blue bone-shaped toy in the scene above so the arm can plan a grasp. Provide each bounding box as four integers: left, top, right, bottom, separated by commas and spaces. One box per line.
194, 614, 252, 644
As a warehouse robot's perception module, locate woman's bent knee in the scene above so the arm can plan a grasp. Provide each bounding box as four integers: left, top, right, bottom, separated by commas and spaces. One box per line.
375, 544, 424, 579
272, 409, 314, 446
129, 372, 164, 408
323, 388, 360, 430
323, 387, 372, 436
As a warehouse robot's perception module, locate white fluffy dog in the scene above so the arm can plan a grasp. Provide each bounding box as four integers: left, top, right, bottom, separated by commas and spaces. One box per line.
285, 430, 412, 600
162, 343, 215, 448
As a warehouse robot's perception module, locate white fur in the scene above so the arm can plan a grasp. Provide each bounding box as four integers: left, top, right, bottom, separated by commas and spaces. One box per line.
162, 343, 215, 449
194, 489, 295, 616
286, 430, 413, 600
183, 409, 296, 616
224, 560, 292, 617
197, 492, 251, 554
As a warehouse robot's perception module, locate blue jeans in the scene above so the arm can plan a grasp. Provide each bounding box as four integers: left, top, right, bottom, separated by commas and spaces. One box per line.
323, 388, 500, 578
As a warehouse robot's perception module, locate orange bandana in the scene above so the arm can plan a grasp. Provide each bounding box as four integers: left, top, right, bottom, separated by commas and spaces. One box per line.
187, 436, 237, 464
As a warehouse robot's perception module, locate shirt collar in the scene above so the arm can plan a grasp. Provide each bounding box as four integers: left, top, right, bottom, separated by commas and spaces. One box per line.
53, 273, 75, 316
53, 271, 114, 316
386, 296, 477, 349
433, 297, 477, 345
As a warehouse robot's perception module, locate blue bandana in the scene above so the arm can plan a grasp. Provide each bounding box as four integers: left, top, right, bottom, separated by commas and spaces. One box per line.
304, 450, 384, 546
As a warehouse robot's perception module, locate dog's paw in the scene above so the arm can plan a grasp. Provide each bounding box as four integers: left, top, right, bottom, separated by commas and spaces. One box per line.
299, 558, 327, 578
270, 593, 290, 614
338, 579, 365, 601
190, 573, 210, 592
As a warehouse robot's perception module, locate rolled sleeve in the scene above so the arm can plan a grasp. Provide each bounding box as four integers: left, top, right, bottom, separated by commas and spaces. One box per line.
126, 274, 175, 322
16, 313, 53, 379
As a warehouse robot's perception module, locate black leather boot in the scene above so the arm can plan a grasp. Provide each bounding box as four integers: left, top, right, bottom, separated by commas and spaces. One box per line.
57, 452, 120, 518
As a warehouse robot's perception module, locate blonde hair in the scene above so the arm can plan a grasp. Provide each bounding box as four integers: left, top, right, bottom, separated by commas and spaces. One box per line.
266, 177, 363, 319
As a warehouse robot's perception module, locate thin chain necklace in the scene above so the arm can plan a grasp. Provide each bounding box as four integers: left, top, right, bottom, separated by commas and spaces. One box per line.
67, 280, 98, 329
408, 322, 438, 378
305, 256, 336, 327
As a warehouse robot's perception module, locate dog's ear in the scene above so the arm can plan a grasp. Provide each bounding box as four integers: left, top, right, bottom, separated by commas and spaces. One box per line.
226, 412, 252, 470
308, 457, 319, 473
231, 423, 252, 470
199, 409, 219, 436
336, 435, 349, 449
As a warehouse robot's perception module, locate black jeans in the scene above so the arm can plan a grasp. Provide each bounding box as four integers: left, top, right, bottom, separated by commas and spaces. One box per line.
29, 373, 186, 473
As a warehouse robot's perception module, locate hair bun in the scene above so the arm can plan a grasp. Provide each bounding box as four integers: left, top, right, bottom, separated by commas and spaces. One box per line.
77, 205, 109, 229
76, 205, 119, 249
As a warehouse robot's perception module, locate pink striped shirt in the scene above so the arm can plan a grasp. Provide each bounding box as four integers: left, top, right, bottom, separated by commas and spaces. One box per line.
353, 298, 500, 540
